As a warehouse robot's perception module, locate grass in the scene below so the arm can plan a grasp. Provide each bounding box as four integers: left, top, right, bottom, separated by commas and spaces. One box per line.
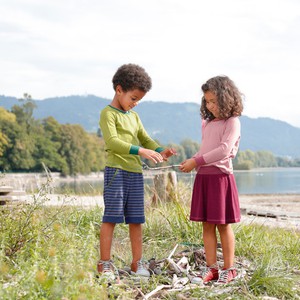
0, 181, 299, 299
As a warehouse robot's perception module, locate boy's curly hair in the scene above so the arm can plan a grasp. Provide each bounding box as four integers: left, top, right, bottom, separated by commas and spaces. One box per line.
112, 63, 152, 92
200, 76, 244, 121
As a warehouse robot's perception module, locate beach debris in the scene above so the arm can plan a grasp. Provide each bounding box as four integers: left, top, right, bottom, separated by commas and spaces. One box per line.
104, 243, 251, 299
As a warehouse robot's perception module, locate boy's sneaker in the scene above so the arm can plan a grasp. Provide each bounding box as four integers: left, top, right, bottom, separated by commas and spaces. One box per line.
97, 260, 116, 281
131, 259, 150, 277
191, 264, 219, 284
216, 267, 237, 284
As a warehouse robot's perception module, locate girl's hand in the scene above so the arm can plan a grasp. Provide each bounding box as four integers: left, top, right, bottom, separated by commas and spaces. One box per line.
179, 158, 196, 173
160, 148, 177, 161
138, 148, 164, 164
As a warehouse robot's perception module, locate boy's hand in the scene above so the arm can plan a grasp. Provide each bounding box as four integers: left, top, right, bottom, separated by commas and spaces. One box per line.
160, 148, 177, 161
179, 158, 196, 173
138, 148, 164, 164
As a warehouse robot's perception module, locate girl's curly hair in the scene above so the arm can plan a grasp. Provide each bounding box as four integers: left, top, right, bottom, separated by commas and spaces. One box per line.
200, 76, 244, 121
112, 63, 152, 92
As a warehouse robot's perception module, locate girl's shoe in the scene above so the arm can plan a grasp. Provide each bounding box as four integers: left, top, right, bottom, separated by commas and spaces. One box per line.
97, 260, 116, 281
191, 264, 219, 284
216, 267, 237, 284
131, 259, 150, 277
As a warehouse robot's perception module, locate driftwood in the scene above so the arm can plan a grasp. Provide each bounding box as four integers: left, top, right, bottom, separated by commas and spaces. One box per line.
152, 171, 178, 204
107, 242, 251, 299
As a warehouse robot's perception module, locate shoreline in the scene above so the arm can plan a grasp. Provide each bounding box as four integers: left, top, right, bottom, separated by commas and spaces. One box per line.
2, 191, 300, 230
43, 193, 300, 230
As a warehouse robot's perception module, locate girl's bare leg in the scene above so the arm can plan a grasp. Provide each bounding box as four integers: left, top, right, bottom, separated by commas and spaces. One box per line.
202, 222, 218, 266
217, 224, 235, 269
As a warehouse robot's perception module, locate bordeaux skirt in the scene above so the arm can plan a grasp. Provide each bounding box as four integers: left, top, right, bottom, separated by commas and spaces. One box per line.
190, 166, 241, 224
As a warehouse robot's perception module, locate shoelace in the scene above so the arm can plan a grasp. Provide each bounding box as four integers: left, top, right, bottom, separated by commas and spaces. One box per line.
137, 260, 145, 271
218, 268, 233, 283
99, 260, 113, 272
201, 263, 218, 277
201, 266, 211, 278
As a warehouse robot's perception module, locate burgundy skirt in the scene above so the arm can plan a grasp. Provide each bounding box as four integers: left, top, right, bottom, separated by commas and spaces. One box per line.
190, 166, 240, 224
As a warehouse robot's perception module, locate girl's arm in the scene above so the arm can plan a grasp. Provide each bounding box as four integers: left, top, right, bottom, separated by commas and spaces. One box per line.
193, 117, 241, 166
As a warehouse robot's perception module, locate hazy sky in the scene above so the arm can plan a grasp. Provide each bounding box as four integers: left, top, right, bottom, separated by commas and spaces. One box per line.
1, 0, 300, 127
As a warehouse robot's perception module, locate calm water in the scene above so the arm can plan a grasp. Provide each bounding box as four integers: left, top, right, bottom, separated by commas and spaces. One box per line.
145, 167, 300, 195
56, 168, 300, 195
234, 168, 300, 194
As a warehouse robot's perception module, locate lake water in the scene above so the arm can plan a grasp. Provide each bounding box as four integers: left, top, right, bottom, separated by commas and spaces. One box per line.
144, 167, 300, 195
55, 167, 300, 195
234, 168, 300, 194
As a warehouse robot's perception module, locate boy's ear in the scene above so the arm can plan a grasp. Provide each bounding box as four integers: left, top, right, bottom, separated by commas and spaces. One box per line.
116, 85, 123, 94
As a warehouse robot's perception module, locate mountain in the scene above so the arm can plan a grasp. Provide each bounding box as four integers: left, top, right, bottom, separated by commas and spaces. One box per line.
1, 94, 300, 158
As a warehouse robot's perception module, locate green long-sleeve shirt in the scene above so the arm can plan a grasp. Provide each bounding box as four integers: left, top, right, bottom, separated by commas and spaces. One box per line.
100, 105, 163, 173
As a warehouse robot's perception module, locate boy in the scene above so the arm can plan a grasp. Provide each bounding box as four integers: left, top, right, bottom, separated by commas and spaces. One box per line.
98, 63, 175, 280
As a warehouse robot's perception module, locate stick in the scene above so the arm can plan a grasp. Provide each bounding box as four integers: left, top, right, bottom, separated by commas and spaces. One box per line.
168, 244, 179, 259
142, 162, 181, 171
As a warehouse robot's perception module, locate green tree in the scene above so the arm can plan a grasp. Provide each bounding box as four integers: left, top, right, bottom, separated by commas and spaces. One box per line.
58, 124, 94, 176
11, 93, 37, 134
180, 139, 200, 158
255, 150, 277, 168
167, 143, 186, 165
0, 108, 16, 157
233, 150, 256, 170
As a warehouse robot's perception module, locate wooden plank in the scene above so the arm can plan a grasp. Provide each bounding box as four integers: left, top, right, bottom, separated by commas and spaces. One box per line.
0, 186, 14, 195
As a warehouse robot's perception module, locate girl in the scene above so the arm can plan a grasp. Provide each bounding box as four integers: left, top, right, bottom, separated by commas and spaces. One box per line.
180, 75, 243, 284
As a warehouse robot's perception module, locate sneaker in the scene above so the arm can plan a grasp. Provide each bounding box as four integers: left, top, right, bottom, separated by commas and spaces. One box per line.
191, 264, 219, 284
131, 260, 150, 277
216, 267, 237, 284
97, 260, 116, 281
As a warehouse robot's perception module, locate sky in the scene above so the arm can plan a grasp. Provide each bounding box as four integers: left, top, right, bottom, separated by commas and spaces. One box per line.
1, 0, 300, 128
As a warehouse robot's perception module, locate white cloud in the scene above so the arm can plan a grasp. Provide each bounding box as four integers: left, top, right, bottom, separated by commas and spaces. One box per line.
1, 0, 300, 127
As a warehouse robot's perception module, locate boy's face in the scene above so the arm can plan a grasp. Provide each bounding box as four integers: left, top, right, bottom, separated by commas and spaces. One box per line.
116, 85, 146, 111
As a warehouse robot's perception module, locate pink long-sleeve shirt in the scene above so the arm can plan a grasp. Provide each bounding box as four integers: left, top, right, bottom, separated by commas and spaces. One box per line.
193, 117, 241, 174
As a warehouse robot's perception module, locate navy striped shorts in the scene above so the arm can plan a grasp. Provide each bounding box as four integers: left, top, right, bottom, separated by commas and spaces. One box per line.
102, 167, 145, 224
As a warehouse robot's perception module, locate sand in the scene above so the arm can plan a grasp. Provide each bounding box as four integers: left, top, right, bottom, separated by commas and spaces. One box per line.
4, 192, 300, 230
40, 193, 300, 230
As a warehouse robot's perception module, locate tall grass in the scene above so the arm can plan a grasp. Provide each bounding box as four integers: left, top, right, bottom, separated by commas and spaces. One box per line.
0, 180, 299, 299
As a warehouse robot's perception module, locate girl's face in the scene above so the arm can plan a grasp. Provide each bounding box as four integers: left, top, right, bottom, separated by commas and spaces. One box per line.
204, 91, 220, 118
115, 85, 146, 111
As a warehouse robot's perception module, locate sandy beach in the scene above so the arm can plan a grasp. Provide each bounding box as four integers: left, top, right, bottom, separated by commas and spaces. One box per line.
239, 194, 300, 230
40, 193, 300, 230
2, 186, 300, 230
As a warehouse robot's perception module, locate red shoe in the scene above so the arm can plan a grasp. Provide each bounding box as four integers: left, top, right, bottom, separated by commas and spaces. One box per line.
216, 267, 237, 284
191, 264, 219, 284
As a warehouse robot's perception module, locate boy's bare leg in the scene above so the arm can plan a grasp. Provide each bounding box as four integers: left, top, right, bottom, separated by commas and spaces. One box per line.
129, 223, 142, 263
217, 224, 235, 269
202, 222, 218, 266
100, 222, 115, 260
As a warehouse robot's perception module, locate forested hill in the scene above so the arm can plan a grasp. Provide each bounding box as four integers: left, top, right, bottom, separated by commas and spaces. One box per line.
1, 95, 300, 158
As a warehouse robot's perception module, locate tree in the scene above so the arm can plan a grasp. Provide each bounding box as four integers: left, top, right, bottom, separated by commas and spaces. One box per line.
180, 139, 200, 159
0, 108, 16, 157
255, 151, 277, 168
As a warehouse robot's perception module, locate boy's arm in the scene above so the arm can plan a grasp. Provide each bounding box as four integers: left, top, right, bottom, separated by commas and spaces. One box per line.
137, 117, 176, 159
100, 110, 132, 154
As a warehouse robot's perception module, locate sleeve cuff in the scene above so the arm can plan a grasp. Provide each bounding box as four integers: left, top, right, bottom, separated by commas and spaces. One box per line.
130, 145, 140, 155
155, 147, 164, 153
193, 155, 206, 166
